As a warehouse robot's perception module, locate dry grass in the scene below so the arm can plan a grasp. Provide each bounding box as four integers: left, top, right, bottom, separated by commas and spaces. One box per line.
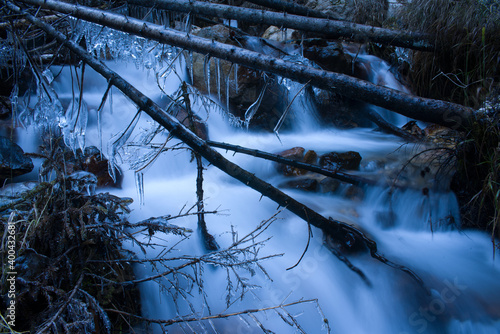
398, 0, 500, 108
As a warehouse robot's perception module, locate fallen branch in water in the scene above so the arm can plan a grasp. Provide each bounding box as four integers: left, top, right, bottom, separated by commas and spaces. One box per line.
127, 0, 435, 51
14, 0, 474, 130
206, 140, 378, 186
4, 0, 426, 289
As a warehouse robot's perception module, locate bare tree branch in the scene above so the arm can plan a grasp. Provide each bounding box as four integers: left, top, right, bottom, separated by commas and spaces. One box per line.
206, 139, 379, 186
4, 0, 426, 287
127, 0, 435, 51
14, 0, 474, 130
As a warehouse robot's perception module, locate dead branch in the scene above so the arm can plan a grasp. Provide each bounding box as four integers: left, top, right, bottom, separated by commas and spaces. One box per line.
127, 0, 434, 51
206, 139, 378, 186
4, 0, 425, 286
14, 0, 474, 130
245, 0, 335, 20
105, 298, 326, 326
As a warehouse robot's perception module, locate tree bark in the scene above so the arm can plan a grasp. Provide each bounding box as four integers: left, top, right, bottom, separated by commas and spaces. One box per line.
15, 0, 474, 131
244, 0, 336, 20
4, 0, 425, 286
127, 0, 435, 52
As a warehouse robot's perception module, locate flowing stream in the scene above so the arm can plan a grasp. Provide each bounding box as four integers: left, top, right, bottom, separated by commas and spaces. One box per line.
17, 45, 500, 334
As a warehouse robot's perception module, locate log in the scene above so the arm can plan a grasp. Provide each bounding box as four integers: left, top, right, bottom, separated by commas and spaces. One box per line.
4, 0, 424, 286
244, 0, 335, 20
127, 0, 435, 51
15, 0, 474, 130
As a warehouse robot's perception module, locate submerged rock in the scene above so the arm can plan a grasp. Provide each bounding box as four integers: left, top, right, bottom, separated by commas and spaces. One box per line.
279, 177, 319, 192
0, 136, 34, 180
320, 151, 362, 171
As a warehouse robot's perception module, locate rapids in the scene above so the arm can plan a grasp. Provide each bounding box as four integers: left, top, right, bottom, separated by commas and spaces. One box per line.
17, 50, 500, 334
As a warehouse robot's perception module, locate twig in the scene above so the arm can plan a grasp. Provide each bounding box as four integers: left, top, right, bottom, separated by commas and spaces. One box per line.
35, 273, 85, 334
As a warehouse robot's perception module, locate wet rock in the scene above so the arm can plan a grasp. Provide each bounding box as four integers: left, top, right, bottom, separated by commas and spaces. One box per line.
303, 150, 318, 165
303, 41, 352, 75
423, 124, 459, 147
191, 25, 238, 99
279, 177, 319, 192
171, 107, 209, 140
402, 121, 425, 139
74, 146, 117, 188
344, 184, 365, 200
190, 25, 288, 131
262, 26, 301, 42
319, 151, 362, 171
0, 136, 34, 180
319, 177, 341, 193
49, 144, 121, 188
275, 147, 305, 176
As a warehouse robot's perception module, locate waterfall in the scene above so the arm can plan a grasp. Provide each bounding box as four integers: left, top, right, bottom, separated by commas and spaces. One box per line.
16, 52, 500, 334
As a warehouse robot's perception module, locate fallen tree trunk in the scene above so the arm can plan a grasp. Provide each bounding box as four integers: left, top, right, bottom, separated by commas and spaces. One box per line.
244, 0, 335, 20
127, 0, 434, 51
15, 0, 474, 130
4, 0, 424, 286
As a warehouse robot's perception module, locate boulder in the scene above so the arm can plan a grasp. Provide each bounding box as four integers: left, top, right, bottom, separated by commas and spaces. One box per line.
262, 26, 301, 42
0, 136, 34, 180
319, 151, 362, 171
279, 177, 319, 192
190, 25, 289, 131
303, 150, 318, 165
319, 177, 341, 193
275, 147, 305, 176
401, 121, 425, 139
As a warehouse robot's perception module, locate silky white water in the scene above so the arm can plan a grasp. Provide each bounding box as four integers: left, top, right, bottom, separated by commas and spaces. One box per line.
18, 53, 500, 334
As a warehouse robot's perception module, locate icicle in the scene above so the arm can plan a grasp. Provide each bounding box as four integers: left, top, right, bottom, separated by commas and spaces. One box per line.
184, 13, 192, 33
42, 69, 54, 84
273, 80, 310, 135
204, 55, 211, 96
96, 82, 112, 157
226, 63, 233, 111
109, 85, 113, 115
215, 58, 221, 102
135, 171, 145, 206
59, 97, 89, 154
108, 110, 141, 182
189, 51, 194, 84
244, 81, 268, 127
9, 84, 19, 125
234, 64, 239, 94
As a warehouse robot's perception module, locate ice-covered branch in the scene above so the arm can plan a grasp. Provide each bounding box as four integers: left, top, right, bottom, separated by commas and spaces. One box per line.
127, 0, 435, 51
4, 0, 426, 286
14, 0, 474, 130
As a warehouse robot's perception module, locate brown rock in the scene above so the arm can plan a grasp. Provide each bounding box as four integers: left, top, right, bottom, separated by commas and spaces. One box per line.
402, 121, 424, 139
303, 150, 318, 165
276, 147, 305, 176
344, 185, 365, 200
171, 108, 209, 140
81, 147, 120, 188
320, 151, 362, 171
